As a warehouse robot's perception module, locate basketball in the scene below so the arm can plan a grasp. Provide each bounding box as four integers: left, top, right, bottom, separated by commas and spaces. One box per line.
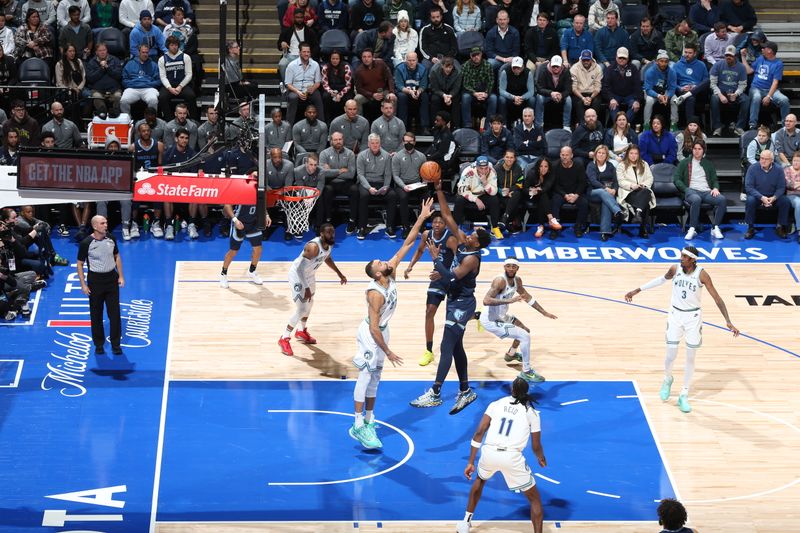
419, 161, 441, 182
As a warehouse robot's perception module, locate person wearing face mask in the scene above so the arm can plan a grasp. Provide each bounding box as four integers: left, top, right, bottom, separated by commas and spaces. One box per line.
391, 131, 427, 237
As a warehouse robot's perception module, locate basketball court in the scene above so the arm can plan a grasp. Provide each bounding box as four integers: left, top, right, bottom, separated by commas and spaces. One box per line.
2, 226, 800, 533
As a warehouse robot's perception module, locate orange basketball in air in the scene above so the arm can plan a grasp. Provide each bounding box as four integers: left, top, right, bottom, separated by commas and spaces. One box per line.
419, 161, 441, 182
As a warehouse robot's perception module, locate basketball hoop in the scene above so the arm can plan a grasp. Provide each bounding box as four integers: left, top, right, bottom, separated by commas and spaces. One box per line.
268, 186, 321, 236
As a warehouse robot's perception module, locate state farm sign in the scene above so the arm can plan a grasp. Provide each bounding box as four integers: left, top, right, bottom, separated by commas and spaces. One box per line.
133, 174, 256, 204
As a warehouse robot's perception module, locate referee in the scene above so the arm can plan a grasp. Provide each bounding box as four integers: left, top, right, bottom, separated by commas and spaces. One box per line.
77, 215, 125, 355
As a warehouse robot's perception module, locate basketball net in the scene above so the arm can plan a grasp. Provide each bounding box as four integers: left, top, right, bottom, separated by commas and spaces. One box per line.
278, 187, 320, 235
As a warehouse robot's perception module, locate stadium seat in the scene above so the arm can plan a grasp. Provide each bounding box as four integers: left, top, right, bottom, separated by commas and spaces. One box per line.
18, 58, 51, 86
650, 162, 685, 231
620, 4, 647, 33
656, 4, 686, 34
319, 29, 351, 58
456, 31, 484, 59
544, 129, 571, 159
453, 128, 480, 159
99, 27, 128, 59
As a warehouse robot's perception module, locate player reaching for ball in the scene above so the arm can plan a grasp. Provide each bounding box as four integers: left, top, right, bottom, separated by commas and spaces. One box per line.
410, 178, 492, 415
624, 246, 739, 413
350, 198, 435, 449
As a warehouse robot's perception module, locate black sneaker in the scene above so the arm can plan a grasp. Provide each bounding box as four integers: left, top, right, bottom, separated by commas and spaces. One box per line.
357, 228, 367, 240
386, 226, 397, 238
112, 346, 123, 355
346, 220, 357, 234
96, 346, 106, 355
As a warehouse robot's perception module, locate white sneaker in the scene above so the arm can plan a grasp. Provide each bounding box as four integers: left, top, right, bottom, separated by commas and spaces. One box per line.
684, 227, 697, 240
740, 192, 747, 202
188, 223, 199, 239
151, 224, 164, 238
247, 271, 263, 285
122, 226, 131, 241
165, 225, 175, 241
130, 221, 140, 238
219, 274, 229, 288
181, 219, 188, 231
456, 520, 471, 533
711, 226, 723, 239
562, 126, 571, 132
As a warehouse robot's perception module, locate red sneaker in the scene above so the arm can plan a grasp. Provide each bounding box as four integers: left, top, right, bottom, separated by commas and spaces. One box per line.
278, 337, 294, 356
295, 329, 317, 344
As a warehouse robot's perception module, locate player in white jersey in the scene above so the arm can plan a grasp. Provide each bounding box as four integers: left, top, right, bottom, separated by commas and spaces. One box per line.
349, 198, 434, 450
479, 257, 557, 383
625, 246, 739, 413
278, 224, 347, 356
456, 377, 547, 533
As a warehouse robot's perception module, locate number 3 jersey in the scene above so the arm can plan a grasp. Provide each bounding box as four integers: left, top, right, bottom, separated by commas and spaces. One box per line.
483, 396, 541, 452
671, 265, 704, 311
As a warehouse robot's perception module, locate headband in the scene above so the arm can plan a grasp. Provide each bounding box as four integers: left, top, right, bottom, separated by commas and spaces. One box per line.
681, 248, 699, 260
504, 258, 520, 266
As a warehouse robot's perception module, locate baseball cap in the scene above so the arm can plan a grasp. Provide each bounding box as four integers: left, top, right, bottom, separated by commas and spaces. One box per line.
550, 55, 563, 67
476, 156, 490, 167
616, 46, 629, 58
751, 29, 767, 42
470, 46, 482, 56
511, 56, 524, 68
724, 45, 737, 56
140, 9, 152, 19
656, 49, 669, 61
579, 49, 593, 61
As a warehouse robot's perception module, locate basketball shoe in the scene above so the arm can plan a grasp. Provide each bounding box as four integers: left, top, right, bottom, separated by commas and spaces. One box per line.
519, 369, 545, 383
278, 337, 294, 356
295, 329, 316, 344
418, 349, 434, 366
504, 351, 523, 362
349, 423, 382, 449
247, 271, 263, 285
450, 388, 477, 415
219, 274, 229, 288
456, 520, 471, 533
410, 388, 442, 408
660, 376, 674, 401
678, 393, 692, 413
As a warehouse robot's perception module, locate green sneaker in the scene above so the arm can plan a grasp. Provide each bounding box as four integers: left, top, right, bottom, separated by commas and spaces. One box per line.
418, 349, 435, 366
678, 393, 692, 413
52, 254, 69, 266
519, 369, 545, 383
659, 376, 674, 401
365, 422, 383, 448
348, 423, 382, 449
504, 351, 523, 363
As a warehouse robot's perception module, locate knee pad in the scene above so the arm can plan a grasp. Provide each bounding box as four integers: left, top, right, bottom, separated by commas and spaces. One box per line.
353, 370, 371, 403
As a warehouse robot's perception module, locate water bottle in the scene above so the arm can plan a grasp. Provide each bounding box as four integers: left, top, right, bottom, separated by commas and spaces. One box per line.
142, 213, 151, 234
173, 215, 181, 233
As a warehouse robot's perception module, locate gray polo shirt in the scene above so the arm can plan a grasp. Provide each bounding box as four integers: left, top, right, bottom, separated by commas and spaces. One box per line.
319, 146, 356, 181
265, 120, 292, 150
329, 114, 370, 152
134, 118, 167, 143
292, 119, 329, 154
164, 118, 199, 150
291, 166, 325, 189
356, 148, 392, 189
391, 149, 426, 186
42, 118, 82, 149
370, 115, 406, 153
198, 119, 222, 146
266, 159, 295, 189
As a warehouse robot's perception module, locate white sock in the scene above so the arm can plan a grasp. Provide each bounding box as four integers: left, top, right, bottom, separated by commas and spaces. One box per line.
680, 387, 689, 396
281, 327, 292, 339
354, 412, 364, 428
297, 319, 307, 332
365, 410, 374, 424
464, 511, 473, 522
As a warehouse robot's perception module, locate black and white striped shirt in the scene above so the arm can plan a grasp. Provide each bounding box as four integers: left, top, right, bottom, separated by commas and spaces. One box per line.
77, 235, 118, 274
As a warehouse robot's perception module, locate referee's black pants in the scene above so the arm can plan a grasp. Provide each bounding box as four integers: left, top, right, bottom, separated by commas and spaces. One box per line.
88, 271, 121, 349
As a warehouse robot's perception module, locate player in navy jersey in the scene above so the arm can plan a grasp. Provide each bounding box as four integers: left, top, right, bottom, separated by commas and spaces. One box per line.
404, 212, 459, 366
219, 202, 270, 288
411, 178, 491, 415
